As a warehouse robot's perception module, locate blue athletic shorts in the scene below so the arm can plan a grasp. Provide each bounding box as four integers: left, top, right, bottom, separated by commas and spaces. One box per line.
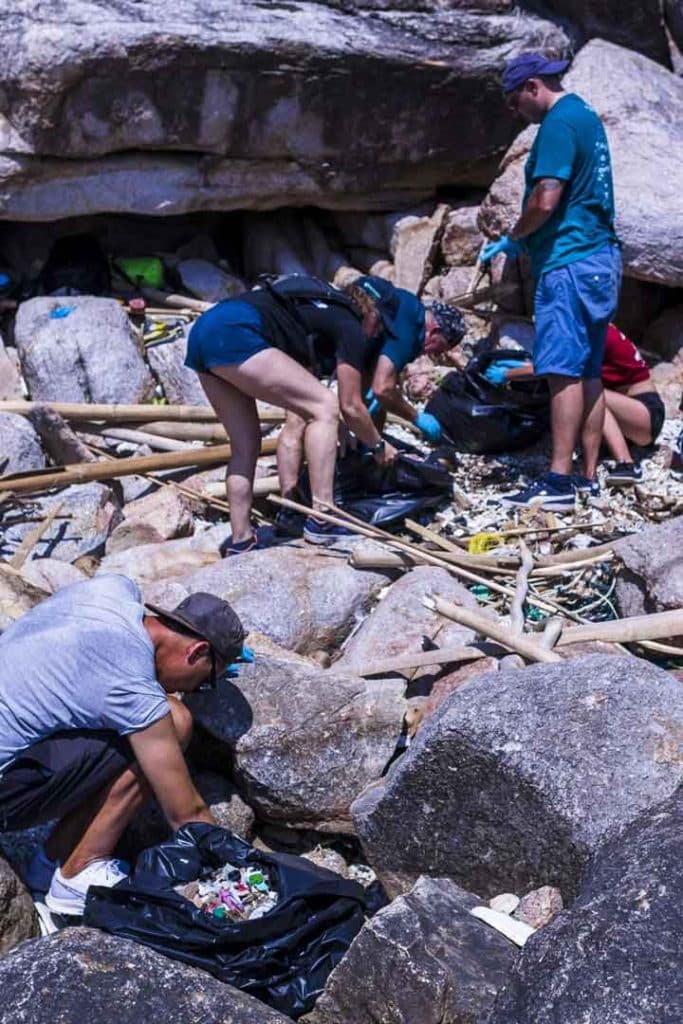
185, 299, 270, 373
534, 245, 622, 379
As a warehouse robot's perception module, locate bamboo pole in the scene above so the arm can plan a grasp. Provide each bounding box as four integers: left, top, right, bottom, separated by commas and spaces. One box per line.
140, 287, 213, 312
557, 609, 683, 647
8, 501, 66, 569
131, 421, 229, 443
0, 400, 286, 426
91, 426, 196, 452
359, 644, 490, 678
425, 595, 563, 664
0, 438, 278, 495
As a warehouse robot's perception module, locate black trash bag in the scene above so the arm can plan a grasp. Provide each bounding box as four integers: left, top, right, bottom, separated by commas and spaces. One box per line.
298, 440, 454, 529
84, 823, 367, 1019
40, 233, 111, 295
425, 349, 550, 454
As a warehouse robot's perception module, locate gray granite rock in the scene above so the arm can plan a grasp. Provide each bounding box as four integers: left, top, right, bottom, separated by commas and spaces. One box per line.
14, 297, 154, 403
187, 654, 406, 832
0, 412, 45, 476
353, 655, 683, 900
303, 875, 517, 1024
337, 567, 479, 675
613, 516, 683, 619
479, 40, 683, 288
0, 856, 39, 954
145, 325, 211, 407
490, 790, 683, 1024
0, 928, 293, 1023
144, 543, 388, 654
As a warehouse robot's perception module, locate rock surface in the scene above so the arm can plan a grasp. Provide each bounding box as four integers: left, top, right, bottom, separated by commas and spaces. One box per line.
0, 2, 577, 219
479, 40, 683, 288
187, 654, 406, 832
144, 543, 388, 654
642, 304, 683, 362
337, 567, 479, 675
391, 205, 450, 294
14, 297, 154, 403
145, 326, 212, 407
490, 791, 683, 1024
303, 875, 517, 1024
0, 565, 49, 633
105, 487, 197, 554
0, 928, 293, 1023
441, 203, 484, 267
613, 515, 683, 619
98, 523, 229, 585
0, 340, 23, 401
0, 412, 46, 476
353, 655, 683, 900
2, 484, 122, 564
0, 856, 39, 954
512, 886, 563, 930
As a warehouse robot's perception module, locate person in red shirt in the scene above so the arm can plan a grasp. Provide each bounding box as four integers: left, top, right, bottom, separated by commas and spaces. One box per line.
486, 323, 664, 486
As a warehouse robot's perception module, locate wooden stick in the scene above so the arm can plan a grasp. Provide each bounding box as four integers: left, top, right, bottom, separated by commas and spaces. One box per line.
0, 438, 278, 495
637, 639, 683, 657
128, 421, 229, 443
426, 595, 562, 664
8, 501, 66, 569
28, 406, 98, 466
0, 401, 286, 426
88, 426, 196, 453
557, 609, 683, 647
510, 540, 533, 635
540, 616, 564, 651
359, 644, 490, 678
404, 519, 519, 570
140, 287, 213, 312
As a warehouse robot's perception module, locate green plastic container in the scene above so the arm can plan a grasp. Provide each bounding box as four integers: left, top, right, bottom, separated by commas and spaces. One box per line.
115, 256, 165, 289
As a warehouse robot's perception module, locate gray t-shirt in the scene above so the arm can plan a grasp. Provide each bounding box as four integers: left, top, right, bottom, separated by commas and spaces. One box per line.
0, 573, 170, 771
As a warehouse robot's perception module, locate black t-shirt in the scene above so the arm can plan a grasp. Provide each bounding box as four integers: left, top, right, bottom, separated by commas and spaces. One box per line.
295, 300, 382, 375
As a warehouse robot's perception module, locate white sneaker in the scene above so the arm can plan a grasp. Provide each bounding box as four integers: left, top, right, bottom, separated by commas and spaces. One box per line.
33, 900, 59, 936
45, 858, 128, 917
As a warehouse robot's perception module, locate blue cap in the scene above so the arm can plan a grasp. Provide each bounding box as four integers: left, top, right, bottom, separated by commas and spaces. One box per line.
355, 275, 401, 336
502, 53, 570, 94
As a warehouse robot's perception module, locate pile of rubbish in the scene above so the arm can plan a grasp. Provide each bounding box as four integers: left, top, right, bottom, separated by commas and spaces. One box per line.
176, 862, 278, 921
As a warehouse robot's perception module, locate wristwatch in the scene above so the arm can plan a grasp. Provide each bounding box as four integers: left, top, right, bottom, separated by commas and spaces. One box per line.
371, 439, 386, 456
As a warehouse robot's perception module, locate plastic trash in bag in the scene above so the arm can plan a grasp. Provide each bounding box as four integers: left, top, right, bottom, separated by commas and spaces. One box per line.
296, 437, 455, 529
425, 349, 550, 454
84, 823, 366, 1019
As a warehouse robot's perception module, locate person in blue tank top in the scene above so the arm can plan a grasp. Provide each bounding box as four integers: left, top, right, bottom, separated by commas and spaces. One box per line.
481, 52, 622, 511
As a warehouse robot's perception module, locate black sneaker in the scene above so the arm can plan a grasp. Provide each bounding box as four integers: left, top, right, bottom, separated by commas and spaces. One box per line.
219, 533, 258, 557
605, 462, 642, 486
572, 474, 600, 496
303, 517, 356, 545
501, 472, 576, 511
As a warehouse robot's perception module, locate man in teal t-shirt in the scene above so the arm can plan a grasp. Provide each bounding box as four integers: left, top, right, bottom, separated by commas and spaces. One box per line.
481, 52, 621, 511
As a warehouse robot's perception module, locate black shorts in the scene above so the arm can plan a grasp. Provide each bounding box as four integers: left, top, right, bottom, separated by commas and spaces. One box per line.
634, 391, 665, 443
0, 730, 134, 831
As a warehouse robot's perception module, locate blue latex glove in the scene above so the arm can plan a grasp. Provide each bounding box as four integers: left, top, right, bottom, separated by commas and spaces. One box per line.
483, 359, 523, 386
414, 410, 442, 442
480, 236, 522, 264
225, 644, 256, 678
365, 388, 380, 417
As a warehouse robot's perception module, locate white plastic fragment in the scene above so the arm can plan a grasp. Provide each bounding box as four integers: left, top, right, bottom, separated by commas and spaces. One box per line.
470, 905, 536, 946
489, 892, 521, 915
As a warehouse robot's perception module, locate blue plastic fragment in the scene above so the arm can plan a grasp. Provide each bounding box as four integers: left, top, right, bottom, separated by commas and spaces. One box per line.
50, 305, 76, 319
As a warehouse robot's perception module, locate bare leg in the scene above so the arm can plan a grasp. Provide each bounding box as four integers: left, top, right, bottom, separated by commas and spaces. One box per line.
200, 373, 261, 543
604, 390, 653, 447
277, 412, 307, 497
602, 406, 633, 462
547, 375, 584, 476
210, 349, 339, 509
47, 698, 192, 876
579, 378, 605, 480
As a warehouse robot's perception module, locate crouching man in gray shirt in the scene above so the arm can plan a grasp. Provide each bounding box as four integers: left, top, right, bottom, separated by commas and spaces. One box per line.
0, 573, 246, 917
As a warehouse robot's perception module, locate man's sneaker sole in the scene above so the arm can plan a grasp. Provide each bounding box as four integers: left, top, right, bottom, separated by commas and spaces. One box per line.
501, 495, 575, 512
44, 892, 87, 917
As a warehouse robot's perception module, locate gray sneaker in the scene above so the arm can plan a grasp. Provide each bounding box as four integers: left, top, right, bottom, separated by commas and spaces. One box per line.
46, 858, 128, 917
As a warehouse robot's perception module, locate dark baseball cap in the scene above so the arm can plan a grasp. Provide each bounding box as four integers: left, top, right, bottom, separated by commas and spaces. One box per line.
355, 275, 401, 337
146, 592, 246, 687
502, 53, 570, 94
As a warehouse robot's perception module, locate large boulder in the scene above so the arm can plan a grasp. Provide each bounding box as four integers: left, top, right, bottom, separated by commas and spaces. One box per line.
14, 297, 154, 403
0, 564, 49, 633
0, 339, 23, 401
144, 543, 388, 654
145, 327, 212, 407
187, 653, 406, 832
303, 875, 517, 1024
642, 304, 683, 362
479, 40, 683, 288
105, 487, 198, 555
2, 483, 122, 564
0, 856, 39, 954
490, 790, 683, 1024
97, 523, 229, 585
613, 516, 683, 619
0, 2, 577, 219
353, 655, 683, 900
337, 567, 479, 675
0, 928, 293, 1023
0, 412, 45, 476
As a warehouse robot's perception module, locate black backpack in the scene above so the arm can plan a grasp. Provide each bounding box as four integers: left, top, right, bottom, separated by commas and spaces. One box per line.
249, 274, 361, 375
425, 350, 550, 454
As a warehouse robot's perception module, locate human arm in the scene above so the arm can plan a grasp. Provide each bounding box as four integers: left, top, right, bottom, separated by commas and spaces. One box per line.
337, 361, 398, 464
509, 178, 566, 241
484, 360, 535, 385
128, 714, 215, 831
370, 355, 420, 424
